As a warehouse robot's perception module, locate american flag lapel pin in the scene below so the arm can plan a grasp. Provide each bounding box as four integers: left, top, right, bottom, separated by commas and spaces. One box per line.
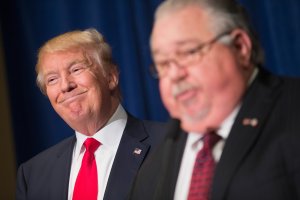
133, 148, 142, 155
242, 118, 258, 127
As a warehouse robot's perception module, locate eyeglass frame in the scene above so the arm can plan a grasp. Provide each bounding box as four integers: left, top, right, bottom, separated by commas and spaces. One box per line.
150, 30, 233, 78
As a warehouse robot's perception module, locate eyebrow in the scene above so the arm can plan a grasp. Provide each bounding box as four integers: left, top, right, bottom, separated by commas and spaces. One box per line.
43, 59, 89, 78
68, 59, 89, 67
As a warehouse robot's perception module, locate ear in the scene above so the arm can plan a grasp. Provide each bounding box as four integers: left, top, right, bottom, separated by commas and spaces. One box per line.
108, 69, 119, 90
230, 29, 252, 68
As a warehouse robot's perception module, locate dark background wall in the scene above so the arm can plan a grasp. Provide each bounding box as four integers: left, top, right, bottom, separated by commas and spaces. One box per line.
0, 0, 300, 199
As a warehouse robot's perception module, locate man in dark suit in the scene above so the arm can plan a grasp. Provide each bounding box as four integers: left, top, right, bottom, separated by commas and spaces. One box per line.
130, 0, 300, 199
16, 28, 165, 200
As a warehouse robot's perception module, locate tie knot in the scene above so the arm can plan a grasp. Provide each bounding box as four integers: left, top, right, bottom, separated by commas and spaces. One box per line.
203, 132, 222, 150
84, 138, 100, 154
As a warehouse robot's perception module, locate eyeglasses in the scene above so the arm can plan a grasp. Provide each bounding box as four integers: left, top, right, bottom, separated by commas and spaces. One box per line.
150, 31, 232, 78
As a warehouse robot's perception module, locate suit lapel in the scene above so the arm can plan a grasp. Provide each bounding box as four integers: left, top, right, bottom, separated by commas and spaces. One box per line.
154, 119, 187, 200
211, 71, 282, 200
103, 115, 150, 200
48, 137, 75, 200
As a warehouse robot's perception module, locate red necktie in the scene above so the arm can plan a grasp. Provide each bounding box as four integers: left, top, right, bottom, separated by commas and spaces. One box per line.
187, 132, 221, 200
73, 138, 101, 200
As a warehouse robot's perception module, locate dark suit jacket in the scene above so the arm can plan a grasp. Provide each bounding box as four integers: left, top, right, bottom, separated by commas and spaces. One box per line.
16, 114, 165, 200
130, 70, 300, 200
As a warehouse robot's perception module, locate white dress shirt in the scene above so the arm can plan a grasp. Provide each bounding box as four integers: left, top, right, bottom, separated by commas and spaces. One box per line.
68, 104, 127, 200
174, 105, 240, 200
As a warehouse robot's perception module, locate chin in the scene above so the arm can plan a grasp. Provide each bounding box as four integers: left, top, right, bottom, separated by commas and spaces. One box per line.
178, 109, 209, 132
65, 110, 86, 121
180, 120, 206, 133
183, 105, 209, 120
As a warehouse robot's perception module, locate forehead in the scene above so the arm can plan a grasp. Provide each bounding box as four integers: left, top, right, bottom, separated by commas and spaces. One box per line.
41, 48, 86, 62
40, 49, 87, 69
151, 5, 214, 53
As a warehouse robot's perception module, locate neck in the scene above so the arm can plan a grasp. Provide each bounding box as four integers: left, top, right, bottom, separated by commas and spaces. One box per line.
72, 99, 120, 136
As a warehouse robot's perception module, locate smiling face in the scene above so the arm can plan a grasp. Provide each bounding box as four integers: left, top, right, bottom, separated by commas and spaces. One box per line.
39, 49, 119, 135
151, 5, 253, 133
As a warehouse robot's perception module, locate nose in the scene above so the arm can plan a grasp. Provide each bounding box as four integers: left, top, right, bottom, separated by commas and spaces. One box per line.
60, 75, 76, 92
168, 61, 187, 81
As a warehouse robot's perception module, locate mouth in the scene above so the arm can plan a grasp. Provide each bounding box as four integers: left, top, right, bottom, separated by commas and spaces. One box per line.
173, 83, 198, 104
57, 90, 87, 104
175, 89, 198, 106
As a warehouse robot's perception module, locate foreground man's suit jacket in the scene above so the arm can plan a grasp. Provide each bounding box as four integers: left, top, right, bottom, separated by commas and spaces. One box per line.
16, 114, 165, 200
130, 69, 300, 200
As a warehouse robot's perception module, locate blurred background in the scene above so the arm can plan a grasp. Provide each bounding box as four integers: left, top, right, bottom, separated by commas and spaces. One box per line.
1, 0, 300, 199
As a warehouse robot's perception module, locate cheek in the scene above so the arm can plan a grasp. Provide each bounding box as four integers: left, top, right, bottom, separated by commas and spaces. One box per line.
196, 56, 239, 90
159, 80, 175, 109
89, 78, 110, 103
198, 65, 246, 108
46, 88, 63, 115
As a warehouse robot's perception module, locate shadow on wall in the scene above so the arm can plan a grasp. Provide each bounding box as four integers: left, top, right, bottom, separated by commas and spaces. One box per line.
0, 29, 16, 200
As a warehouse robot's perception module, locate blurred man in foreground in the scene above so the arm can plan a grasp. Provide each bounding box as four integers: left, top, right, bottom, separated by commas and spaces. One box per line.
130, 0, 300, 199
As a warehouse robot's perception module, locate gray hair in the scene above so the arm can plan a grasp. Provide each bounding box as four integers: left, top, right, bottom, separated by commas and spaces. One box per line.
154, 0, 264, 66
36, 28, 120, 96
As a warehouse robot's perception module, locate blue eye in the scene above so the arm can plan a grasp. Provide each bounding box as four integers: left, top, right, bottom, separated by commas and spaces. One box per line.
47, 77, 58, 85
71, 66, 83, 74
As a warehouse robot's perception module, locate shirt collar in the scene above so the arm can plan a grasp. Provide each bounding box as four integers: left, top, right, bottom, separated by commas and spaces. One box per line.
73, 104, 128, 160
217, 103, 241, 140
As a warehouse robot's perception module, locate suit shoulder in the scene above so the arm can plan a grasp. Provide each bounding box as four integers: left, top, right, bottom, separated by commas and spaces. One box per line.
141, 120, 166, 130
126, 114, 167, 149
258, 71, 300, 100
20, 136, 75, 167
140, 121, 168, 154
278, 76, 300, 100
